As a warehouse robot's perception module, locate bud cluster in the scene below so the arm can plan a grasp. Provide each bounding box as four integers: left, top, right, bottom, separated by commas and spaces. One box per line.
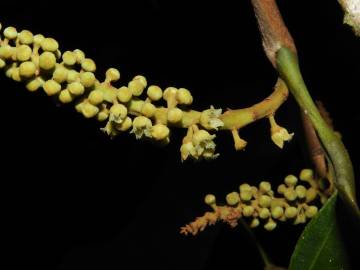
181, 169, 328, 235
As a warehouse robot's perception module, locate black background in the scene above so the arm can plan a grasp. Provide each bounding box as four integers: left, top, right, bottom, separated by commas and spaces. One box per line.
1, 1, 359, 269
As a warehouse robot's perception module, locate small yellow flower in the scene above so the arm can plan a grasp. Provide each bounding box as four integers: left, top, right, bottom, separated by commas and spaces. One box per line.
269, 115, 294, 148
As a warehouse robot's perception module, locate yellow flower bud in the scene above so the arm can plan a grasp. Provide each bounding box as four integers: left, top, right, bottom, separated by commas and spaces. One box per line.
81, 58, 96, 72
299, 169, 314, 182
151, 124, 170, 141
147, 85, 163, 101
43, 79, 61, 96
88, 90, 104, 105
176, 88, 193, 105
259, 195, 272, 208
259, 181, 272, 193
285, 174, 298, 187
239, 183, 252, 193
72, 49, 85, 63
16, 45, 32, 62
306, 187, 318, 203
141, 102, 156, 118
0, 59, 5, 68
167, 107, 183, 123
163, 87, 177, 101
52, 66, 68, 83
284, 206, 298, 219
33, 34, 44, 46
19, 61, 36, 78
295, 185, 307, 199
106, 68, 120, 82
68, 82, 85, 96
133, 75, 147, 87
97, 109, 109, 122
305, 206, 318, 218
59, 89, 73, 103
26, 77, 43, 92
18, 30, 33, 45
204, 194, 216, 206
250, 218, 260, 228
277, 184, 287, 194
128, 79, 145, 96
4, 26, 18, 39
62, 51, 77, 66
271, 206, 284, 219
41, 38, 59, 52
242, 206, 255, 217
39, 52, 56, 70
240, 190, 252, 201
11, 68, 21, 82
264, 219, 277, 231
117, 86, 132, 103
0, 45, 15, 59
284, 188, 297, 201
80, 72, 96, 87
226, 192, 240, 206
81, 103, 99, 118
133, 116, 151, 129
66, 70, 79, 83
259, 208, 271, 219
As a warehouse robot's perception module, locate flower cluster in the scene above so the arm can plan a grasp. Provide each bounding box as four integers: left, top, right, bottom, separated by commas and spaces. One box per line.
180, 169, 329, 235
0, 23, 295, 161
0, 23, 224, 160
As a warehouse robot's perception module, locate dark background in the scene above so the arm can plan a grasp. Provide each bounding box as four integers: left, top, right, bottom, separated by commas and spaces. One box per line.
1, 1, 359, 269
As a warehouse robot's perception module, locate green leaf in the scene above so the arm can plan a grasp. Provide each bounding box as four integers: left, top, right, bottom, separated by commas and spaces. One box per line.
289, 192, 352, 270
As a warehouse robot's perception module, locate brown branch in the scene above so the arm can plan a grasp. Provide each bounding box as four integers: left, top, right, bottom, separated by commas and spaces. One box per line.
251, 0, 296, 66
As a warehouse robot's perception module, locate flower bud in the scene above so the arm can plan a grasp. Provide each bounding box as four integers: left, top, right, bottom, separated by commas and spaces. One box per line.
80, 72, 96, 87
62, 51, 77, 66
106, 68, 120, 82
68, 82, 85, 96
167, 107, 183, 123
147, 85, 163, 101
226, 192, 240, 206
117, 86, 132, 103
242, 206, 254, 217
41, 38, 59, 52
151, 124, 170, 141
81, 58, 96, 72
176, 88, 193, 105
39, 52, 56, 70
285, 206, 298, 219
259, 208, 271, 219
43, 79, 61, 96
4, 26, 18, 39
16, 45, 32, 62
19, 61, 36, 78
141, 102, 156, 118
59, 89, 73, 103
285, 174, 298, 187
264, 219, 277, 231
305, 206, 318, 218
204, 194, 216, 206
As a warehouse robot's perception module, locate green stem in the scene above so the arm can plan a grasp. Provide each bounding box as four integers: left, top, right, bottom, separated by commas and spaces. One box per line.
276, 47, 358, 213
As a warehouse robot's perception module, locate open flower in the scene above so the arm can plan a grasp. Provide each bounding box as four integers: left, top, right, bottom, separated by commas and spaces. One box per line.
269, 115, 294, 148
130, 116, 152, 139
180, 128, 219, 161
200, 105, 224, 130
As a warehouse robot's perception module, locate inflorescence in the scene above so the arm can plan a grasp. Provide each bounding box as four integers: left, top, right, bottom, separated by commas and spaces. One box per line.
0, 23, 293, 161
181, 169, 330, 235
